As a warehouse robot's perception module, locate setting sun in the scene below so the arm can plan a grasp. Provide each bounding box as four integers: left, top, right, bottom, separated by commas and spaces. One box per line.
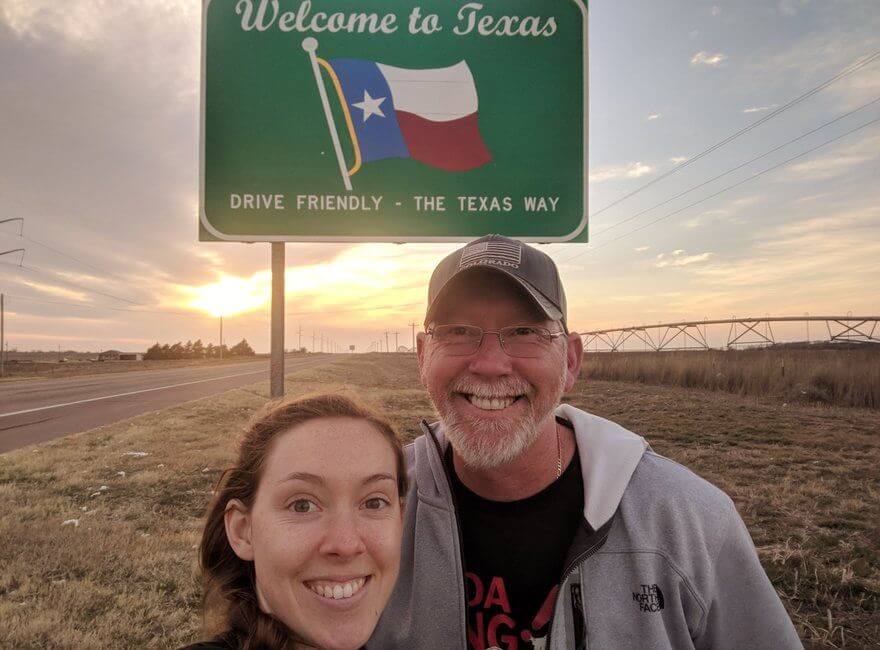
182, 273, 270, 317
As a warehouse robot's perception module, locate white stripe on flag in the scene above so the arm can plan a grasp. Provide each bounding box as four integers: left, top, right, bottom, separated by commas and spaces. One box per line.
377, 60, 478, 122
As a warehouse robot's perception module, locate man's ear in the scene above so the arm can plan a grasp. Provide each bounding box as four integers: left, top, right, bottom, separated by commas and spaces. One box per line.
416, 331, 429, 384
564, 331, 584, 392
224, 499, 255, 561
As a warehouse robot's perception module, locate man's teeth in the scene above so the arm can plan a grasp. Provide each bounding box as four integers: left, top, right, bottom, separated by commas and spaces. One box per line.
307, 577, 367, 600
467, 395, 516, 410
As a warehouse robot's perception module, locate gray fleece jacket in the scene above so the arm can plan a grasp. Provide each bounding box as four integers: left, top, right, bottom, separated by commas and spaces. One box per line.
368, 404, 802, 649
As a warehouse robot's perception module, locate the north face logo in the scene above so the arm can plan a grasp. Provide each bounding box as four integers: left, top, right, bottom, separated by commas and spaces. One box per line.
632, 584, 665, 613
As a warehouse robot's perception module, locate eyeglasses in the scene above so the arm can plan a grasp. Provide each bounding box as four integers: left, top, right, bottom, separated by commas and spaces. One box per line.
426, 324, 566, 358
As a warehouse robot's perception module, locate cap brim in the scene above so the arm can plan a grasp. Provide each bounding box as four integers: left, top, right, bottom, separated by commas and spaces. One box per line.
425, 266, 563, 326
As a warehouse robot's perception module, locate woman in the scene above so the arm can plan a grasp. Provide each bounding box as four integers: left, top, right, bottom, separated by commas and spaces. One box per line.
182, 394, 407, 650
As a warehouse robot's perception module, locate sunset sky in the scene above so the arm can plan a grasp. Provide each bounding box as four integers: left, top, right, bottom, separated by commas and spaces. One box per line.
1, 0, 878, 353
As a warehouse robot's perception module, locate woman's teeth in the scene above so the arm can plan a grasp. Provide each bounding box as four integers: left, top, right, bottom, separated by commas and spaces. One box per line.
307, 577, 367, 600
467, 395, 516, 410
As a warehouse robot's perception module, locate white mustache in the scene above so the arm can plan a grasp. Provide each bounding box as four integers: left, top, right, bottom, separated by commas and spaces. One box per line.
451, 376, 531, 399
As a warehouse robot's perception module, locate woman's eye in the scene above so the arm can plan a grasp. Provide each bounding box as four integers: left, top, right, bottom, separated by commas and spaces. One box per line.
290, 499, 317, 513
363, 497, 389, 510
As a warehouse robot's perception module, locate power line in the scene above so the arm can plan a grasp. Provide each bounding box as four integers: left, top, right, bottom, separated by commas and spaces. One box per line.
0, 220, 125, 281
556, 114, 880, 263
0, 293, 206, 317
0, 259, 139, 305
585, 50, 880, 221
591, 95, 880, 239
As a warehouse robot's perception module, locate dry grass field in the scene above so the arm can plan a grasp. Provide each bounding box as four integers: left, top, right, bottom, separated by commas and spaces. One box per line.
0, 354, 877, 648
583, 347, 880, 409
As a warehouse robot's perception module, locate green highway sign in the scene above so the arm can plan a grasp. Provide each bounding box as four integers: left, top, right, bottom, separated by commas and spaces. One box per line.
200, 0, 588, 242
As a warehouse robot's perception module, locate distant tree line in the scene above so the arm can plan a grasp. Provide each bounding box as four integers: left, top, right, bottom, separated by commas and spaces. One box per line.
144, 339, 255, 360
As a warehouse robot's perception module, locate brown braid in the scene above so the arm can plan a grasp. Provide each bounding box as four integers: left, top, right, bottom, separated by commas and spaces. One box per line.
196, 394, 408, 649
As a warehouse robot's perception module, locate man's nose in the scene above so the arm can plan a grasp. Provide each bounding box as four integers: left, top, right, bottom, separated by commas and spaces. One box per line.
467, 330, 513, 376
319, 511, 367, 559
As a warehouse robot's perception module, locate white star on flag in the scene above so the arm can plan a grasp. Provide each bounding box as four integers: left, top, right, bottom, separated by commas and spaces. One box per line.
352, 90, 386, 122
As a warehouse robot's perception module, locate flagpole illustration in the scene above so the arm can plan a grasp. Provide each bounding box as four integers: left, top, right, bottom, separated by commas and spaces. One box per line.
303, 37, 352, 192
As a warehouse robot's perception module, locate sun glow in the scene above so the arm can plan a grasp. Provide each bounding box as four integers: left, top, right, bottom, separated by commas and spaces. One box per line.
183, 273, 270, 317
173, 244, 445, 322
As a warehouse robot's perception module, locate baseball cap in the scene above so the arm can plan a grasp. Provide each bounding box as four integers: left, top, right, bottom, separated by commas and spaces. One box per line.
425, 234, 568, 331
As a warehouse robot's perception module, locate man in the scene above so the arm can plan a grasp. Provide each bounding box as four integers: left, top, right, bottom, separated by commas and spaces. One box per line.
369, 235, 801, 649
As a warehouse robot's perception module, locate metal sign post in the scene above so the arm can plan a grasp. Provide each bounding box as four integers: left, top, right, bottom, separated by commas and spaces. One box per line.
270, 242, 285, 397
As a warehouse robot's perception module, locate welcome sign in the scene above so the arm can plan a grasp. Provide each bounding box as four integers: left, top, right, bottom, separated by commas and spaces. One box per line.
200, 0, 588, 242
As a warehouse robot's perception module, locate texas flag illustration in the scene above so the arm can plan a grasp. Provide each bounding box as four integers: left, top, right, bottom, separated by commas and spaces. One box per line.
318, 56, 492, 174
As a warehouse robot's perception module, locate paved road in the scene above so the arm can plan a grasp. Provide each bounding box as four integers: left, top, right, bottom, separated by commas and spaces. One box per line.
0, 357, 331, 453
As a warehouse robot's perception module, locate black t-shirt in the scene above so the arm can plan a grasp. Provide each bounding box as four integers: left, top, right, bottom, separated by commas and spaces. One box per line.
446, 420, 584, 650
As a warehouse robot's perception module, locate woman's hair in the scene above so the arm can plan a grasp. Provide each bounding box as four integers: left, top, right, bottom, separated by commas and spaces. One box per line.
198, 393, 408, 650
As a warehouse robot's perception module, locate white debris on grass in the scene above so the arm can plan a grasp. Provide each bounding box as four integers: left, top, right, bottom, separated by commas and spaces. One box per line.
157, 464, 166, 468
99, 485, 109, 491
61, 519, 80, 527
116, 471, 126, 477
201, 467, 211, 473
122, 451, 149, 457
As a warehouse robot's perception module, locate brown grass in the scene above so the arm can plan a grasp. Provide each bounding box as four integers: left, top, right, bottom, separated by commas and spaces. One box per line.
583, 347, 880, 409
0, 354, 877, 648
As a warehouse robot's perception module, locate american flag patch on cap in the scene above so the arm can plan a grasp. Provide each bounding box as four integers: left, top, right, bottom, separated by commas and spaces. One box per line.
459, 240, 522, 269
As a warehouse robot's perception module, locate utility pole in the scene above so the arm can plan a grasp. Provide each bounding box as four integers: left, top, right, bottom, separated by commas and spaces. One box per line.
384, 330, 390, 353
409, 321, 417, 352
1, 293, 4, 378
312, 331, 316, 353
298, 325, 303, 351
219, 315, 223, 359
0, 248, 25, 374
320, 333, 324, 353
394, 331, 399, 352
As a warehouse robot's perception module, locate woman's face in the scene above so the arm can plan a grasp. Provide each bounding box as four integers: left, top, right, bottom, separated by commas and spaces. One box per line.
227, 417, 404, 650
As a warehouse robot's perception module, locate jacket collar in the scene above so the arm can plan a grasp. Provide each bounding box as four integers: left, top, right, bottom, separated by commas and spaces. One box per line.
555, 404, 648, 529
420, 404, 648, 530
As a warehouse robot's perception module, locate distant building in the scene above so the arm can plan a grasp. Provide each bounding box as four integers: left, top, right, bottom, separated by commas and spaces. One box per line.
97, 351, 143, 361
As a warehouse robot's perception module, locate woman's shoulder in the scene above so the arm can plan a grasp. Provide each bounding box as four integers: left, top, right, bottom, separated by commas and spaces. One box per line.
179, 633, 239, 650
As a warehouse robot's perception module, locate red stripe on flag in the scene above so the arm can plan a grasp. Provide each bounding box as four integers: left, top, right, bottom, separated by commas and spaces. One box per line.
396, 112, 492, 172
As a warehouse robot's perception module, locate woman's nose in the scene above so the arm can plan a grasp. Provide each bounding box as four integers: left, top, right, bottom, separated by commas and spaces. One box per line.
318, 511, 367, 558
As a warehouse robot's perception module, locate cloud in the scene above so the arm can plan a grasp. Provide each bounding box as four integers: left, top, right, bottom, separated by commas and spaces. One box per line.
710, 6, 722, 16
779, 0, 810, 16
655, 251, 713, 268
683, 205, 880, 313
742, 104, 779, 113
16, 279, 91, 302
691, 51, 727, 67
743, 18, 880, 108
781, 133, 880, 182
589, 162, 655, 183
634, 246, 650, 252
669, 156, 689, 165
647, 113, 661, 121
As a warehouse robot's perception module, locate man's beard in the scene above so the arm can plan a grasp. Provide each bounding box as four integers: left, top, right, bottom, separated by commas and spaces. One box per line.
435, 365, 568, 470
